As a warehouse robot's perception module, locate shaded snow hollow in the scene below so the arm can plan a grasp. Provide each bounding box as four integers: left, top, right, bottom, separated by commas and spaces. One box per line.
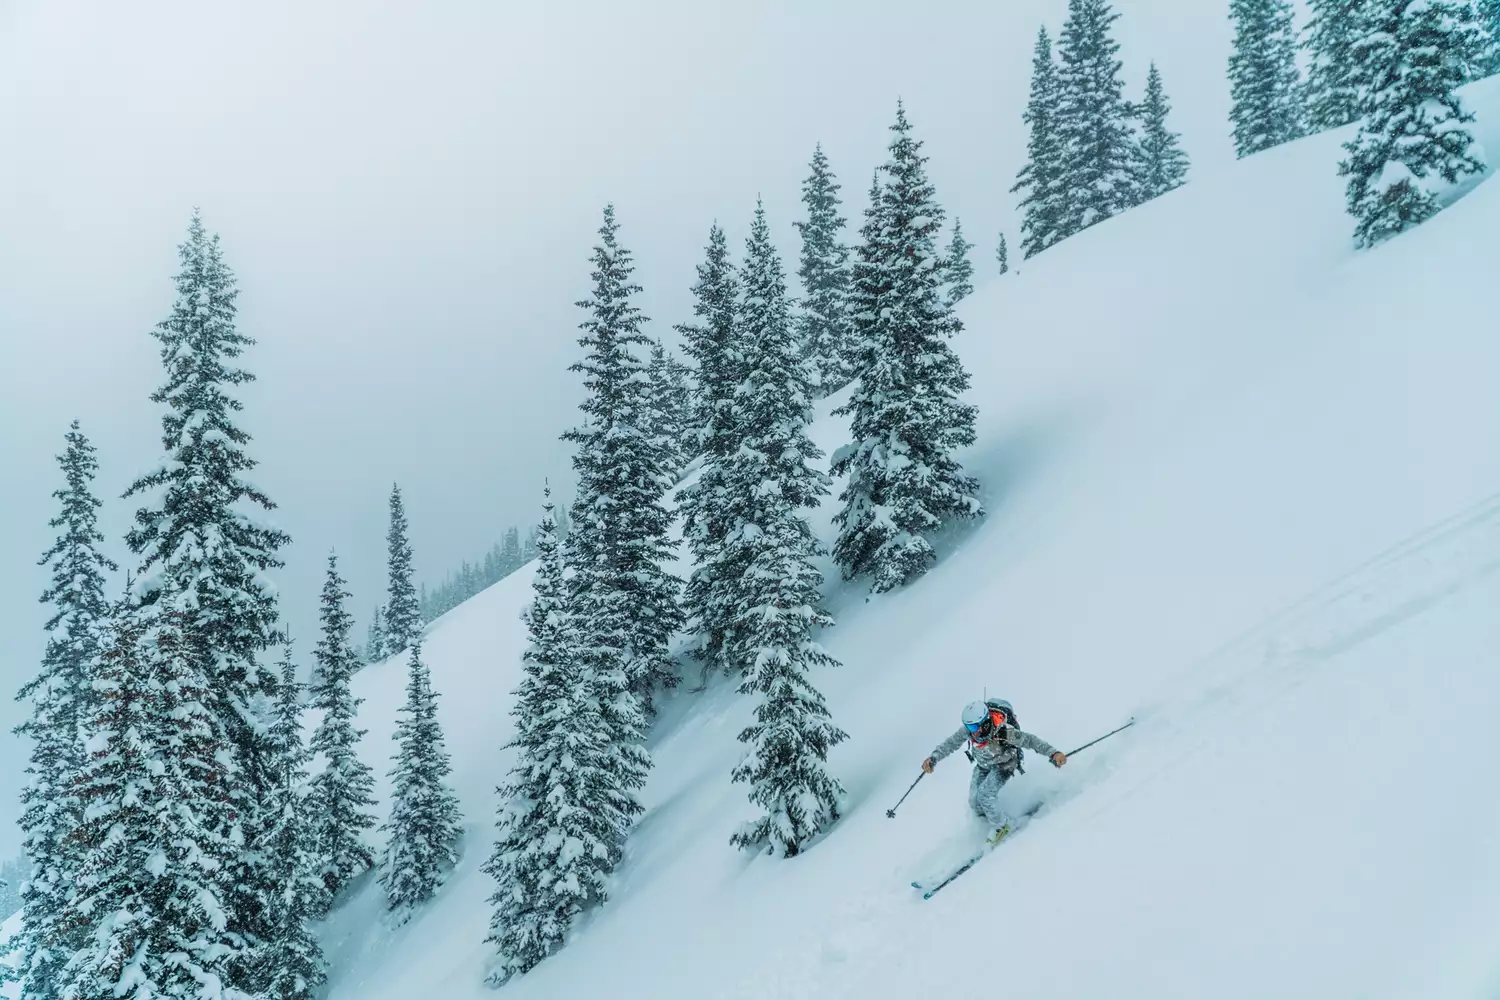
319, 81, 1500, 1000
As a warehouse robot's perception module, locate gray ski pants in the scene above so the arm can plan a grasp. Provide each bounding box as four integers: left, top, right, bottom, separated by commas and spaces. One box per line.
969, 765, 1013, 828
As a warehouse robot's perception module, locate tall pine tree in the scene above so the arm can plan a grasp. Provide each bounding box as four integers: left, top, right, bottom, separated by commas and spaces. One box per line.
1340, 0, 1486, 247
1229, 0, 1305, 157
996, 232, 1010, 275
14, 422, 116, 1000
1012, 27, 1068, 258
563, 205, 683, 712
834, 104, 983, 593
944, 218, 975, 308
59, 601, 243, 1000
1133, 62, 1191, 201
485, 485, 634, 983
794, 143, 854, 393
383, 483, 421, 655
379, 642, 462, 918
258, 648, 326, 1000
1303, 0, 1371, 131
121, 211, 289, 989
308, 552, 377, 907
720, 203, 847, 858
675, 223, 741, 456
1055, 0, 1140, 237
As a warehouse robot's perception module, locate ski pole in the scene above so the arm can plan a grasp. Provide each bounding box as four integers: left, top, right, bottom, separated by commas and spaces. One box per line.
886, 772, 926, 818
1065, 719, 1135, 759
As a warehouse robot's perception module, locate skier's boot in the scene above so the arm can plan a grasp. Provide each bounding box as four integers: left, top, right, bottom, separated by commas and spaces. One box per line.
986, 823, 1012, 847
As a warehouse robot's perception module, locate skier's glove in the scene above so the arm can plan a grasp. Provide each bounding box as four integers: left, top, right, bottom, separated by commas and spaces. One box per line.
1050, 752, 1067, 768
921, 757, 936, 773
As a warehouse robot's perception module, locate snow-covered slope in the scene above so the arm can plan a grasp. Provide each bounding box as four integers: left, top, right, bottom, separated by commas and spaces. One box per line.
325, 78, 1500, 1000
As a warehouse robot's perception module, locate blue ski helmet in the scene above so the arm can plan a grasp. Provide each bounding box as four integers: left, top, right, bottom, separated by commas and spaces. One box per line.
961, 700, 989, 732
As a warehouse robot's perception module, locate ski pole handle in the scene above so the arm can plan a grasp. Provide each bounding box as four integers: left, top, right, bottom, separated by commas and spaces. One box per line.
1064, 719, 1135, 759
886, 771, 926, 819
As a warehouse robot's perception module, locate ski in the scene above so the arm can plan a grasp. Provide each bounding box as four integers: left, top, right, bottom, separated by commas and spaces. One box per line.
910, 802, 1047, 899
912, 852, 986, 899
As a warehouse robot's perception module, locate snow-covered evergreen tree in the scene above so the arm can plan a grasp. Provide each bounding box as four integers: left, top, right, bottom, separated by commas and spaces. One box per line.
1303, 0, 1372, 130
379, 642, 462, 918
59, 600, 243, 1000
1055, 0, 1140, 236
121, 212, 291, 980
308, 553, 377, 906
365, 605, 387, 664
713, 202, 848, 858
679, 228, 749, 685
833, 104, 983, 593
486, 485, 640, 983
14, 422, 116, 1000
1012, 27, 1068, 258
563, 205, 683, 712
1229, 0, 1305, 157
384, 483, 421, 655
258, 648, 326, 1000
1478, 0, 1500, 77
1133, 62, 1191, 201
944, 218, 975, 308
675, 223, 741, 456
1341, 0, 1486, 247
996, 232, 1010, 275
794, 143, 853, 393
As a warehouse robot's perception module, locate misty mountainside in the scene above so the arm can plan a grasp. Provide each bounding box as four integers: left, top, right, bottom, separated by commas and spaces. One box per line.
297, 76, 1500, 1000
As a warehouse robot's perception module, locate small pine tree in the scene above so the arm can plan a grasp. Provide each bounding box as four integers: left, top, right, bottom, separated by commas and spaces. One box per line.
665, 349, 696, 464
259, 648, 327, 1000
1340, 0, 1486, 248
59, 601, 241, 1000
366, 605, 387, 664
1012, 27, 1068, 258
834, 104, 983, 593
719, 202, 848, 858
379, 643, 462, 918
1229, 0, 1305, 157
14, 422, 116, 1000
996, 233, 1010, 276
384, 484, 422, 655
485, 485, 638, 983
1055, 0, 1140, 236
944, 218, 975, 307
564, 205, 683, 712
501, 526, 523, 572
676, 223, 741, 457
794, 143, 854, 393
1133, 62, 1191, 201
308, 553, 377, 906
646, 339, 691, 478
1303, 0, 1372, 131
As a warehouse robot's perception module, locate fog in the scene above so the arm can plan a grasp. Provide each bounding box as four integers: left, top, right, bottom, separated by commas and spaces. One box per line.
0, 0, 1235, 858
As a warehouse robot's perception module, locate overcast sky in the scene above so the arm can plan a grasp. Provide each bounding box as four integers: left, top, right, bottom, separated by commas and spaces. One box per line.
0, 0, 1235, 858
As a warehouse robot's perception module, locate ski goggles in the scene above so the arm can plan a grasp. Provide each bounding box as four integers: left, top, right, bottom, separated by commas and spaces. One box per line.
966, 709, 1007, 733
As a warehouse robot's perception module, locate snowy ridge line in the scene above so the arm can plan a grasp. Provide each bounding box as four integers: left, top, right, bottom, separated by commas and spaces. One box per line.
1114, 490, 1500, 795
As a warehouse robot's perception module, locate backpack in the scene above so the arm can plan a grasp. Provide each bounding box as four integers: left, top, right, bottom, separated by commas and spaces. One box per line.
965, 698, 1025, 774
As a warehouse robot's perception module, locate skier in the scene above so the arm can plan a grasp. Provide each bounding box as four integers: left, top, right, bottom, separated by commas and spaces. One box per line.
922, 699, 1066, 844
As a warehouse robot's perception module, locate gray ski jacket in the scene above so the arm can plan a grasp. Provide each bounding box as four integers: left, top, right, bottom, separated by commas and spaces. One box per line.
931, 723, 1059, 775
